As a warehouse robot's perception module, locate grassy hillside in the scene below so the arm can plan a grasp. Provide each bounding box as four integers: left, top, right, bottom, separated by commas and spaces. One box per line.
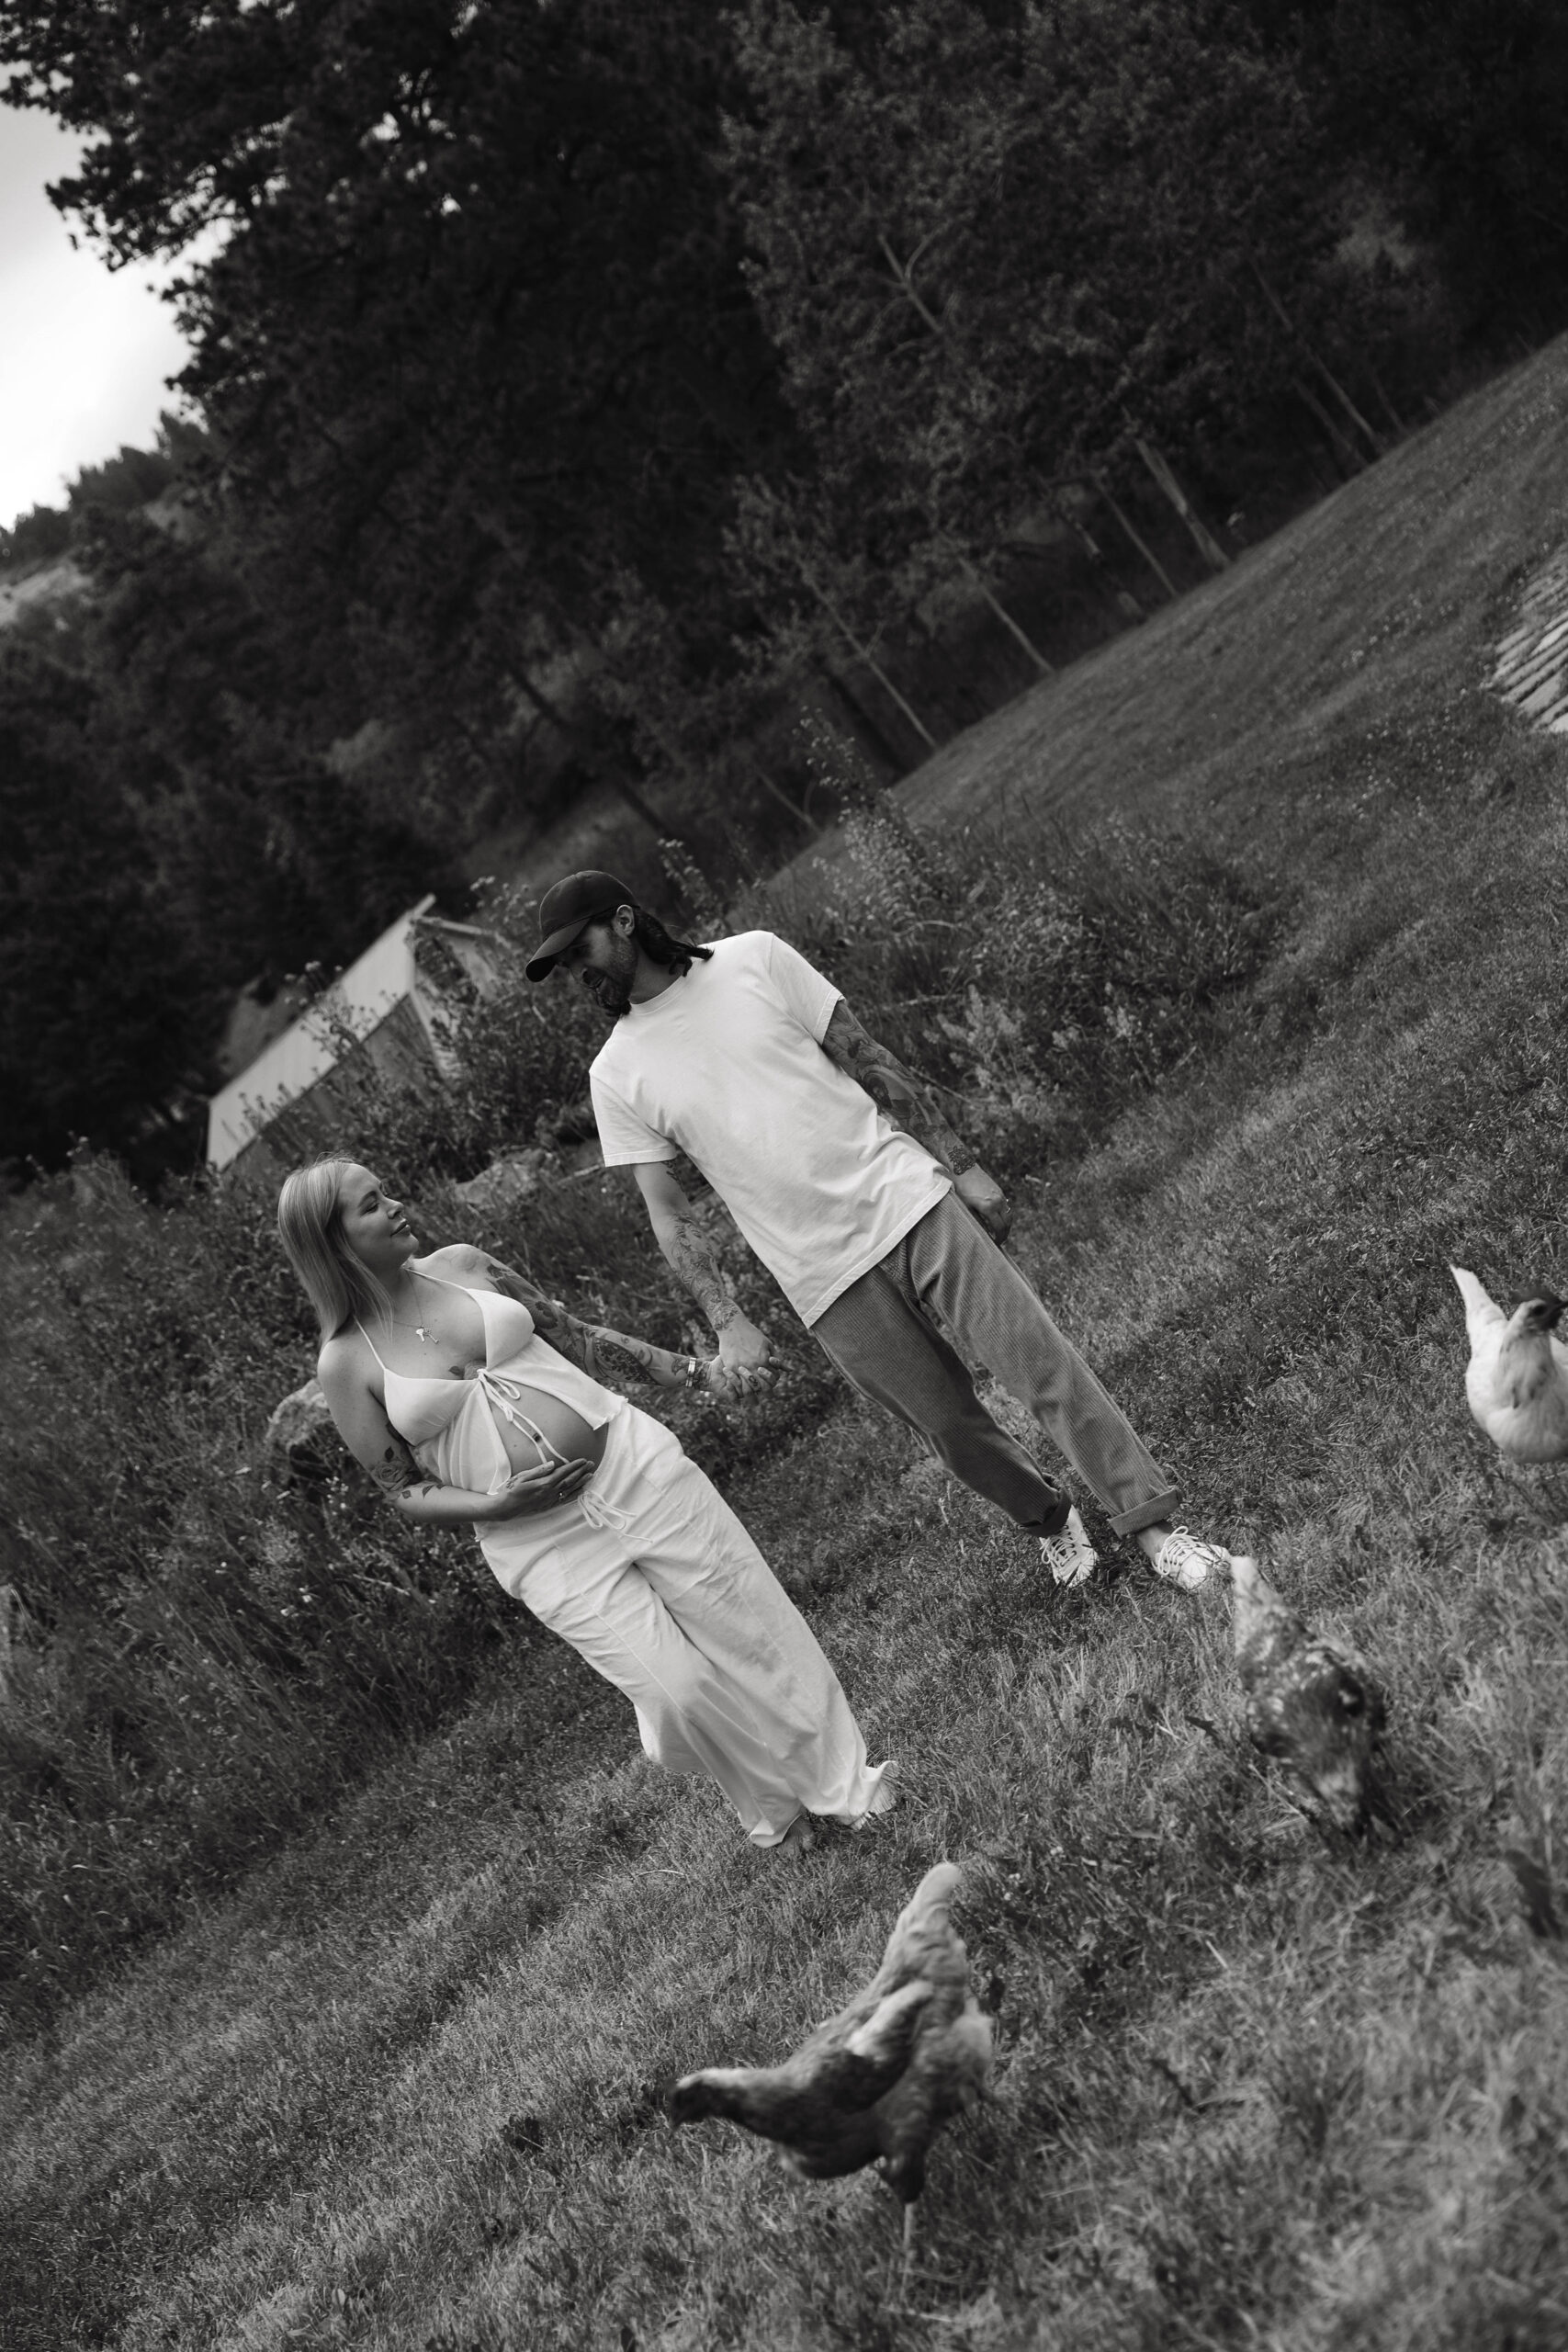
6, 340, 1568, 2352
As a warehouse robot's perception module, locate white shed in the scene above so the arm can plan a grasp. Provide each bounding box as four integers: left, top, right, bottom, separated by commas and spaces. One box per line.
206, 899, 507, 1174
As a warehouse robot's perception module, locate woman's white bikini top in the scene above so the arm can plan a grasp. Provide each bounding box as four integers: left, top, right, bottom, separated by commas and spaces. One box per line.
356, 1273, 620, 1496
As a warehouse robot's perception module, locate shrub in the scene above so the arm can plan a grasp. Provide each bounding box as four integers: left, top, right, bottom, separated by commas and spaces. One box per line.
776, 800, 1276, 1178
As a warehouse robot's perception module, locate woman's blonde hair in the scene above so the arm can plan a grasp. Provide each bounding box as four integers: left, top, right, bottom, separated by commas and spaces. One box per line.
276, 1157, 396, 1341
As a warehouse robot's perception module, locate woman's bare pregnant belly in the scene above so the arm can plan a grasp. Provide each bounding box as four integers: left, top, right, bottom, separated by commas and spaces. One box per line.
489, 1384, 609, 1483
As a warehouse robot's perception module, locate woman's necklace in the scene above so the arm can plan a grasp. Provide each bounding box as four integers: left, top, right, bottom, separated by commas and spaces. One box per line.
391, 1273, 434, 1345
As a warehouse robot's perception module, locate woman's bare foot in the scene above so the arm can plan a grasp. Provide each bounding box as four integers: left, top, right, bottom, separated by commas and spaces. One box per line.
774, 1813, 817, 1860
851, 1758, 901, 1829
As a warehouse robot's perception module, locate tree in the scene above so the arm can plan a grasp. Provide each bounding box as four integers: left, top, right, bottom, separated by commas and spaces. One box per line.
1258, 0, 1568, 349
0, 0, 794, 782
74, 503, 454, 993
0, 638, 218, 1170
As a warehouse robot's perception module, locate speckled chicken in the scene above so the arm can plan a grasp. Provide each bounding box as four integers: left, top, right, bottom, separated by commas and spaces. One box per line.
670, 1862, 992, 2259
1451, 1266, 1568, 1464
1229, 1555, 1385, 1835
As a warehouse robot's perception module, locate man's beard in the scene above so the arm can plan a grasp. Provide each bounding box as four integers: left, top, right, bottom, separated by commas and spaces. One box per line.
585, 967, 633, 1017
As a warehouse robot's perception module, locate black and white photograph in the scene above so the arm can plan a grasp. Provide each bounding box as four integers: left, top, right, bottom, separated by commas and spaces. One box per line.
4, 4, 1567, 2346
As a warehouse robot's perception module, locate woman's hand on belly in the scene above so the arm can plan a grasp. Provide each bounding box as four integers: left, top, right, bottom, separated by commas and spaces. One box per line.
479, 1455, 600, 1522
491, 1389, 610, 1483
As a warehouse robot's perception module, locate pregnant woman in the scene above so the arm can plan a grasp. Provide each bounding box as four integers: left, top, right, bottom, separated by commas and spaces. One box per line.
276, 1158, 894, 1853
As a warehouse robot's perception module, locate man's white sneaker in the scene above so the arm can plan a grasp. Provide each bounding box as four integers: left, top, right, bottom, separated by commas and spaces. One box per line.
1146, 1527, 1229, 1592
1040, 1506, 1098, 1589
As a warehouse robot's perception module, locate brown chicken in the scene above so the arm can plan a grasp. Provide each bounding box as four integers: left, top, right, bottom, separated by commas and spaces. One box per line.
1230, 1555, 1385, 1835
670, 1862, 992, 2262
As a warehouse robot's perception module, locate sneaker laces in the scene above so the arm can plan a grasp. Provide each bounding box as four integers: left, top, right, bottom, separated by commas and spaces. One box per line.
1150, 1526, 1226, 1591
1040, 1509, 1096, 1589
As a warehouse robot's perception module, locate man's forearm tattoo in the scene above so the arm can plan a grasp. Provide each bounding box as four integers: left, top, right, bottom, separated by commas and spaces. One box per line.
663, 1208, 741, 1331
821, 1002, 975, 1170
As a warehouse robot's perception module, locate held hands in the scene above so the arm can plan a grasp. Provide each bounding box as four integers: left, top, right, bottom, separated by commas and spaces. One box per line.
481, 1456, 597, 1521
706, 1313, 775, 1403
955, 1161, 1014, 1247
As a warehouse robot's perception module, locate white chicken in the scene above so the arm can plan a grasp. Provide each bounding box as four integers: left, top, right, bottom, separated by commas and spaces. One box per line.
1450, 1266, 1568, 1463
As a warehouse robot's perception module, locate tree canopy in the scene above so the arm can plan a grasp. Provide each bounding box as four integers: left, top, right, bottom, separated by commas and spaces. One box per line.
4, 0, 1567, 1170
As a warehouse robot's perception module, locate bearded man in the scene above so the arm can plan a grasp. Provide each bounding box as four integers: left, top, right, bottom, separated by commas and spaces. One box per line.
525, 872, 1229, 1593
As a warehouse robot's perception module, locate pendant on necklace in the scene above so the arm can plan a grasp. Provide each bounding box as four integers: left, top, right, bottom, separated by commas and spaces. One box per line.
416, 1324, 433, 1344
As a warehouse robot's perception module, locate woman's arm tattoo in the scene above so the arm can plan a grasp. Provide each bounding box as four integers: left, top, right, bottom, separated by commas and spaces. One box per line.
481, 1256, 592, 1368
530, 1296, 594, 1368
370, 1439, 439, 1504
482, 1256, 547, 1313
479, 1253, 668, 1382
820, 1001, 975, 1170
585, 1331, 658, 1387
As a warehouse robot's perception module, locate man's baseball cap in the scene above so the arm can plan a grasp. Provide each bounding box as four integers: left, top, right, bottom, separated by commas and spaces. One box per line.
524, 870, 637, 981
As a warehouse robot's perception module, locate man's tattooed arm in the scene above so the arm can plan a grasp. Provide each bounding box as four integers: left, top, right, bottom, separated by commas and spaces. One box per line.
630, 1162, 772, 1380
820, 1000, 976, 1170
661, 1205, 743, 1337
820, 1000, 1014, 1242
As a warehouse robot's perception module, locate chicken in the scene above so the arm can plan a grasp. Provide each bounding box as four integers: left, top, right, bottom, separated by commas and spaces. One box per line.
1450, 1266, 1568, 1464
670, 1862, 992, 2267
1229, 1555, 1385, 1836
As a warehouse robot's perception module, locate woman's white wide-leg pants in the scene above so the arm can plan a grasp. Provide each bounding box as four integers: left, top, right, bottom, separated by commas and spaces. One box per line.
479, 1404, 892, 1847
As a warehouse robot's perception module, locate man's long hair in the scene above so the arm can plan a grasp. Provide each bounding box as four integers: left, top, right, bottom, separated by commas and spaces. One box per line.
629, 907, 715, 982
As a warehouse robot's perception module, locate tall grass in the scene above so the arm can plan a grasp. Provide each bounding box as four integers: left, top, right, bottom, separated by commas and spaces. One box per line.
0, 820, 1267, 2033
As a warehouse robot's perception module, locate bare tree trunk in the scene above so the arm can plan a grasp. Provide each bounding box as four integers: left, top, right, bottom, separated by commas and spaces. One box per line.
795, 560, 942, 752
809, 659, 910, 779
1132, 440, 1230, 572
906, 612, 988, 729
1291, 375, 1362, 476
1092, 471, 1179, 600
1360, 354, 1406, 437
504, 664, 682, 845
1249, 264, 1383, 458
961, 560, 1054, 674
1040, 474, 1148, 617
465, 502, 692, 842
750, 762, 822, 833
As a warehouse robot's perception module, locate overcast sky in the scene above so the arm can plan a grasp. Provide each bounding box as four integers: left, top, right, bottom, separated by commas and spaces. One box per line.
1, 103, 194, 531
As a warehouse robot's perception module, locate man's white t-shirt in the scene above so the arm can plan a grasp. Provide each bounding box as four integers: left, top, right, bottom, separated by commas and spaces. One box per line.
589, 931, 950, 1327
